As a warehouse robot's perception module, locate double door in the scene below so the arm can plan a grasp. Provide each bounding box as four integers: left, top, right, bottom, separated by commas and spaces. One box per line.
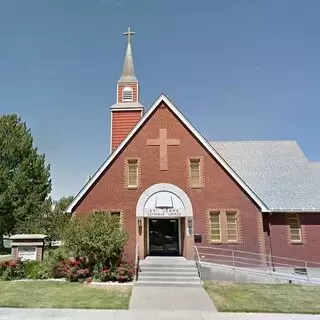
149, 218, 179, 256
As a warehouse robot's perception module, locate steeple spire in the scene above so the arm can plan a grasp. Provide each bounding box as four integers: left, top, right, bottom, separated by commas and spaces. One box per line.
110, 27, 143, 153
118, 27, 137, 83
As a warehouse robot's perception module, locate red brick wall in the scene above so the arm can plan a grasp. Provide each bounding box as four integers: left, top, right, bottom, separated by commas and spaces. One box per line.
111, 110, 142, 151
73, 102, 264, 262
268, 213, 320, 265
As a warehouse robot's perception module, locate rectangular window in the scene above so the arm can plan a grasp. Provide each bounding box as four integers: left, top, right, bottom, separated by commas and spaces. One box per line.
210, 211, 221, 242
226, 211, 238, 242
288, 214, 302, 243
128, 159, 138, 188
190, 159, 201, 187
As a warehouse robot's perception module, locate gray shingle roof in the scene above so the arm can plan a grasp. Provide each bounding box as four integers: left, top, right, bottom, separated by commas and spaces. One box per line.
210, 140, 320, 212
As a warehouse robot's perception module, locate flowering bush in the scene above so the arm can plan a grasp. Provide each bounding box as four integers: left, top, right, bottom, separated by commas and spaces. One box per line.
93, 261, 134, 283
115, 263, 134, 282
98, 268, 112, 282
0, 257, 134, 283
0, 259, 26, 280
52, 259, 90, 282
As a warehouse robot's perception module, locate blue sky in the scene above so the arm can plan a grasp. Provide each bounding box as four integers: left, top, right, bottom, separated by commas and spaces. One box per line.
1, 0, 319, 200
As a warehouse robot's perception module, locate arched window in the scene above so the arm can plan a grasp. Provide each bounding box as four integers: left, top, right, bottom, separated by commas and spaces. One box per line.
122, 87, 133, 101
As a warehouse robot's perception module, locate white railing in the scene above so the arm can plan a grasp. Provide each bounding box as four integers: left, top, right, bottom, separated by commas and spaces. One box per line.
196, 246, 320, 283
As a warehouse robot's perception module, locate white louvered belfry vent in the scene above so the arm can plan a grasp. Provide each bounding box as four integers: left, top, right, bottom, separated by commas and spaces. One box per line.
122, 87, 133, 101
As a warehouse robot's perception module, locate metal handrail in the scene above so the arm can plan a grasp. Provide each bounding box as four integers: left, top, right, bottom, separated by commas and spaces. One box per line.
196, 245, 320, 266
196, 245, 320, 282
134, 244, 139, 282
193, 245, 202, 282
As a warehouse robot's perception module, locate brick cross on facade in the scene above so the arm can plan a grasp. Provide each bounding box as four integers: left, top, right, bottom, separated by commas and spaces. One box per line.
147, 128, 180, 171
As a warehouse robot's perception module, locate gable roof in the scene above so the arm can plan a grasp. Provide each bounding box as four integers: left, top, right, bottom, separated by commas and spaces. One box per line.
66, 94, 269, 213
211, 141, 320, 212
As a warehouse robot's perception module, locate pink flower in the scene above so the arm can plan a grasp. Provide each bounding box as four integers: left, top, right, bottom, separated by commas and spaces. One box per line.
9, 261, 16, 267
87, 277, 93, 283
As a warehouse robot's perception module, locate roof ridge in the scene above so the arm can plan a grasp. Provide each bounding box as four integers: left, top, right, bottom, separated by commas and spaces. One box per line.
210, 140, 298, 144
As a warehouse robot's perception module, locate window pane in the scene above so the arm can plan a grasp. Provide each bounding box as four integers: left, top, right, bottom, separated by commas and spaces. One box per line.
288, 214, 302, 242
210, 212, 221, 242
128, 160, 138, 187
190, 159, 201, 187
226, 212, 238, 242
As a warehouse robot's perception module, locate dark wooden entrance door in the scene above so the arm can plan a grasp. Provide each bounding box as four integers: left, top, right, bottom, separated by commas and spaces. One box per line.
149, 219, 179, 256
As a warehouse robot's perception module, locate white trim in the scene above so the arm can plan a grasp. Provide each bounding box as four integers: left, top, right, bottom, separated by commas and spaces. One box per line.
67, 94, 269, 213
111, 107, 144, 112
116, 83, 119, 103
109, 111, 113, 154
137, 82, 139, 102
136, 183, 193, 217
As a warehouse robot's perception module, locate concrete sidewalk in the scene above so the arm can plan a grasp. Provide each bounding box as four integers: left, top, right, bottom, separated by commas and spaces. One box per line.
0, 308, 320, 319
129, 286, 217, 311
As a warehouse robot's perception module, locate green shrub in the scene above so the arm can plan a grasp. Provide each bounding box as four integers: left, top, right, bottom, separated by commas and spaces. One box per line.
44, 247, 69, 264
25, 261, 41, 279
25, 260, 52, 280
61, 212, 128, 267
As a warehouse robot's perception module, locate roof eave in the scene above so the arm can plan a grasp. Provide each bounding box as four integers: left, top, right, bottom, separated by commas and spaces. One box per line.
270, 208, 320, 213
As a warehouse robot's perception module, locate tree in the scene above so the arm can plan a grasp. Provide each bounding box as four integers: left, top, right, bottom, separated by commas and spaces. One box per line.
0, 114, 51, 249
52, 196, 74, 216
42, 196, 74, 241
61, 211, 128, 266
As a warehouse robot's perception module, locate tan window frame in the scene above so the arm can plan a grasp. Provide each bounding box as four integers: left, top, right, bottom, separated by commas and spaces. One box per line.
226, 211, 238, 242
127, 159, 138, 188
210, 211, 221, 242
288, 213, 302, 243
190, 159, 201, 188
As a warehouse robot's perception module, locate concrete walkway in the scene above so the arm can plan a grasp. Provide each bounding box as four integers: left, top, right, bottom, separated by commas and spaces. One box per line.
1, 308, 320, 319
129, 286, 217, 311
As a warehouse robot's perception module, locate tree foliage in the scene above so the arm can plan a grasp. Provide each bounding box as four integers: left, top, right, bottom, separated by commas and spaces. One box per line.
0, 114, 51, 247
61, 211, 128, 266
42, 196, 74, 241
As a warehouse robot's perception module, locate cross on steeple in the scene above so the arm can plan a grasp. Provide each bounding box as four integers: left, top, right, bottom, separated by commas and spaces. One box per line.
123, 27, 135, 44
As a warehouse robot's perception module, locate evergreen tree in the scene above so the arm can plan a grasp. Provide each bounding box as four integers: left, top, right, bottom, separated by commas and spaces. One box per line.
0, 114, 51, 249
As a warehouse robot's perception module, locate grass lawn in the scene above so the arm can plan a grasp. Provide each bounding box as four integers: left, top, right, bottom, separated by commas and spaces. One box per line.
0, 281, 132, 309
204, 281, 320, 314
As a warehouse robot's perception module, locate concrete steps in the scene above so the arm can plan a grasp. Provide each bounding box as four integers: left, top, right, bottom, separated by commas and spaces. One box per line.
135, 257, 201, 287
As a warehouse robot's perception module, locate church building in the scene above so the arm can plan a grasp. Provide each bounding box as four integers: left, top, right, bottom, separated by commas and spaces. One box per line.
66, 29, 320, 264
